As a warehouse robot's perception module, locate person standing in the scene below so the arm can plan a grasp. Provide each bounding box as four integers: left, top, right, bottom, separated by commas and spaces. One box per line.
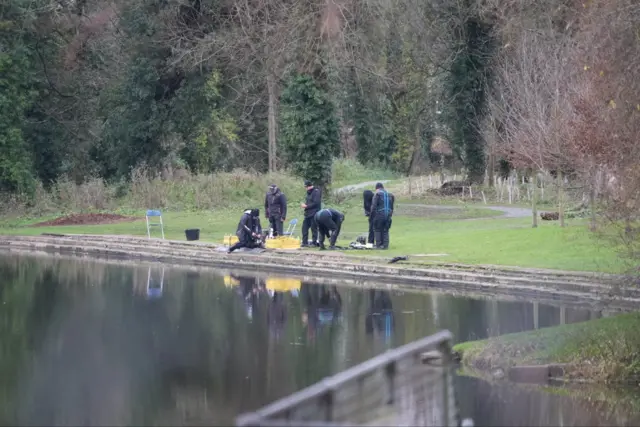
363, 189, 374, 244
300, 180, 321, 247
370, 182, 395, 249
314, 208, 345, 250
264, 184, 287, 237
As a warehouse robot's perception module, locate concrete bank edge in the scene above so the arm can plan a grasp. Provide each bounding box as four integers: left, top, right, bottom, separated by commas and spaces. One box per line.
1, 233, 625, 281
2, 246, 635, 314
0, 234, 635, 302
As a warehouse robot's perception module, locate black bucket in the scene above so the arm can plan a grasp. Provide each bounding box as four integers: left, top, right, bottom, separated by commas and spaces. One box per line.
185, 228, 200, 241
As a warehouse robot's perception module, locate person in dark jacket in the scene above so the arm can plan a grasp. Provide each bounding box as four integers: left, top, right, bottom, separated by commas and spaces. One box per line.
363, 189, 374, 244
314, 208, 345, 250
264, 184, 287, 237
370, 182, 395, 249
300, 180, 322, 247
228, 208, 263, 253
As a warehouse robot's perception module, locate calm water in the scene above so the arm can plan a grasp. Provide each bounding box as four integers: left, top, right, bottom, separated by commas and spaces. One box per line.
0, 253, 639, 426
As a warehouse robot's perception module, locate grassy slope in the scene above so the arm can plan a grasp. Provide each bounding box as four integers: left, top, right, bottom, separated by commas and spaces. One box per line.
454, 312, 640, 383
0, 199, 625, 273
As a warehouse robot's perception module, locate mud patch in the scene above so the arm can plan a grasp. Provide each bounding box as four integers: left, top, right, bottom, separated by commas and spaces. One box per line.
32, 213, 140, 227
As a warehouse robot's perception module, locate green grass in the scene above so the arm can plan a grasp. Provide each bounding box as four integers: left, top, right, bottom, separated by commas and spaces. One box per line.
0, 197, 625, 273
453, 312, 640, 383
331, 158, 400, 189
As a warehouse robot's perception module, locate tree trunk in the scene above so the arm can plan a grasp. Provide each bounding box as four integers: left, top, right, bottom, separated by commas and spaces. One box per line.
487, 151, 495, 187
408, 121, 422, 175
557, 170, 565, 227
267, 73, 278, 172
532, 174, 538, 228
589, 169, 597, 231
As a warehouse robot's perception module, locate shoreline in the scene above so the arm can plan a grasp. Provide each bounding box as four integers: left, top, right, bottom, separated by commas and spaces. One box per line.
454, 311, 640, 385
0, 233, 635, 304
0, 245, 633, 315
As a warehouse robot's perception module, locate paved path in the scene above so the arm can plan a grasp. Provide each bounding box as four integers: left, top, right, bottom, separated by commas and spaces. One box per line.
399, 203, 532, 219
334, 180, 390, 193
336, 180, 532, 219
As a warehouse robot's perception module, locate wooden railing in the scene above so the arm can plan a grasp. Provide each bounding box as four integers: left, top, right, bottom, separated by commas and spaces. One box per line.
236, 330, 464, 427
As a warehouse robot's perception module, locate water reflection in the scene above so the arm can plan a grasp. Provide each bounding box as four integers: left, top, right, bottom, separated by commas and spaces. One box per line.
146, 266, 165, 299
300, 283, 343, 343
0, 253, 635, 426
456, 375, 640, 426
365, 289, 395, 347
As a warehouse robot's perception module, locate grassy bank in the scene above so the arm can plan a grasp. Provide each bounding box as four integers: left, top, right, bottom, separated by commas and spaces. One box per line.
0, 160, 627, 273
454, 312, 640, 383
0, 204, 625, 273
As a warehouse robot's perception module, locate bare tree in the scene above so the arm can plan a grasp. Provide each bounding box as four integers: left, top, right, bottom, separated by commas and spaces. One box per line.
485, 23, 579, 227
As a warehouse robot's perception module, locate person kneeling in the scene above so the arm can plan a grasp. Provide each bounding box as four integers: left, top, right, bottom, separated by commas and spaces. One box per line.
314, 208, 345, 250
228, 208, 263, 253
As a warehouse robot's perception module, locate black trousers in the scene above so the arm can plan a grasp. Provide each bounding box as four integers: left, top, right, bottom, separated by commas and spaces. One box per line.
317, 214, 342, 247
228, 237, 260, 253
268, 215, 284, 236
372, 214, 392, 248
301, 215, 318, 245
367, 215, 374, 244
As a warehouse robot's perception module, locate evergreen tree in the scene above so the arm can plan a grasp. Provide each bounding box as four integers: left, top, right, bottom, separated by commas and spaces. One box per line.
280, 73, 340, 189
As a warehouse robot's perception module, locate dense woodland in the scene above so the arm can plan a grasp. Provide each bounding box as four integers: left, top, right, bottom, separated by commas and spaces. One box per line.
1, 0, 639, 207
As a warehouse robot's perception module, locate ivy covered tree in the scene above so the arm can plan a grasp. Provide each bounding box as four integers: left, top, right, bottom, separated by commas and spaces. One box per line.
279, 73, 340, 189
442, 13, 494, 183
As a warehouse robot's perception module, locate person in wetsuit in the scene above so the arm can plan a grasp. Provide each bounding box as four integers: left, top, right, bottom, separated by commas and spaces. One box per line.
264, 184, 287, 237
228, 208, 263, 253
300, 180, 322, 247
370, 182, 395, 249
363, 189, 374, 244
314, 208, 344, 250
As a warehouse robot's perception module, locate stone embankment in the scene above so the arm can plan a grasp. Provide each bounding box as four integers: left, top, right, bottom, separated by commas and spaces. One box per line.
0, 234, 635, 311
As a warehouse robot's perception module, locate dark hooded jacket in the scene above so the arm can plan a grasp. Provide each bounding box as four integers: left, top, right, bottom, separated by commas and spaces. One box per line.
236, 209, 262, 241
371, 188, 395, 218
315, 208, 344, 226
304, 187, 322, 218
363, 190, 374, 216
264, 185, 287, 218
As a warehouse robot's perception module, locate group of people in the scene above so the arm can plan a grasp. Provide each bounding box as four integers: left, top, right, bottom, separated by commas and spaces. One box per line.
227, 179, 395, 253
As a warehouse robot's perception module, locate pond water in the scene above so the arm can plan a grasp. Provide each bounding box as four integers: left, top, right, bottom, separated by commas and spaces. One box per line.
0, 253, 639, 426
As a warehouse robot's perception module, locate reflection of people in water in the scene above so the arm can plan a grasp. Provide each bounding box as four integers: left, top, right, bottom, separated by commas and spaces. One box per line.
267, 291, 287, 340
365, 289, 394, 342
300, 283, 342, 341
232, 274, 264, 320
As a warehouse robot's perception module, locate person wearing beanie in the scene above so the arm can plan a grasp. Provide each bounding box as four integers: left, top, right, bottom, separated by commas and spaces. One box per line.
370, 182, 395, 249
228, 208, 263, 253
264, 184, 287, 237
300, 180, 322, 247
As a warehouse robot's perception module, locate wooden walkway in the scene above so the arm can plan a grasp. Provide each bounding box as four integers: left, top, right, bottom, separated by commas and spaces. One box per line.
235, 330, 464, 427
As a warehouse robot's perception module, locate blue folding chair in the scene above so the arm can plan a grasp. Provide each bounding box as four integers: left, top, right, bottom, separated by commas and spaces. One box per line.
146, 210, 165, 239
282, 218, 298, 237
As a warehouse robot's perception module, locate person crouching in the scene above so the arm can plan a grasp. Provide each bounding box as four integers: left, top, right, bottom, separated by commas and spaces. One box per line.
228, 208, 263, 253
314, 208, 345, 250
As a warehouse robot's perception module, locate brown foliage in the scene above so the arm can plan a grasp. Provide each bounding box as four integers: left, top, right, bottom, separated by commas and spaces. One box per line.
63, 4, 118, 70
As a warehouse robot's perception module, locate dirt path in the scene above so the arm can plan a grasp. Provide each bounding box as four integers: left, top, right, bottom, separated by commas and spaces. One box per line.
336, 180, 532, 219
